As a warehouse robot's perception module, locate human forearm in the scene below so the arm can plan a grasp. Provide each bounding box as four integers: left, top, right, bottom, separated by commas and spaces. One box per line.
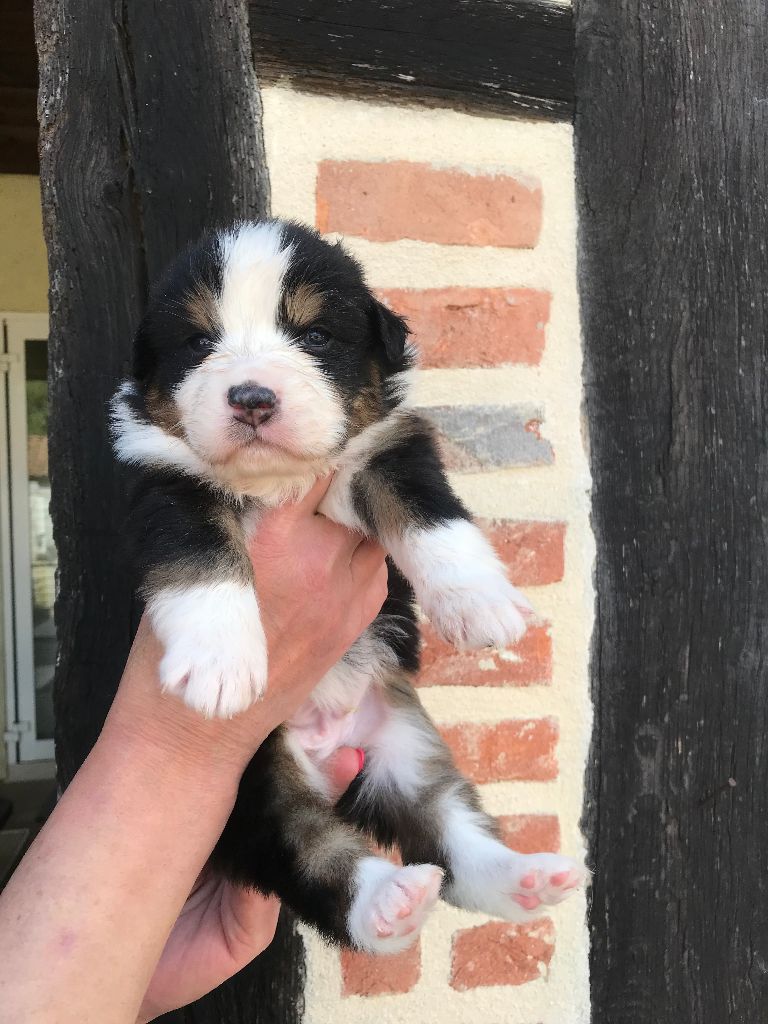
0, 481, 388, 1022
0, 628, 257, 1023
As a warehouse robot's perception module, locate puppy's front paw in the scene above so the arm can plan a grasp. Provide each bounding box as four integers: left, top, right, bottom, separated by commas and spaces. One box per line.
150, 582, 268, 718
420, 573, 531, 650
392, 520, 533, 650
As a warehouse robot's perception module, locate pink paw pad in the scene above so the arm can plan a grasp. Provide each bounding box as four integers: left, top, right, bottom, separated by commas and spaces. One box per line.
510, 855, 587, 913
513, 892, 542, 911
364, 864, 443, 950
550, 871, 572, 887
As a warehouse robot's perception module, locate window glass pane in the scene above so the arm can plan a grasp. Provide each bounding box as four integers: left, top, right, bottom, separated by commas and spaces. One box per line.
25, 339, 55, 741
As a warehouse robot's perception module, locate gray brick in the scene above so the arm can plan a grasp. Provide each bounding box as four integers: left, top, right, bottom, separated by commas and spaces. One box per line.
417, 404, 553, 471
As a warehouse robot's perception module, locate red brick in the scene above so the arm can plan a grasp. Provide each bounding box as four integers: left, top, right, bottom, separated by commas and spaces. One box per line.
316, 160, 542, 247
439, 719, 558, 783
417, 622, 552, 688
483, 519, 566, 586
377, 287, 550, 367
498, 815, 561, 854
450, 919, 555, 990
341, 942, 421, 997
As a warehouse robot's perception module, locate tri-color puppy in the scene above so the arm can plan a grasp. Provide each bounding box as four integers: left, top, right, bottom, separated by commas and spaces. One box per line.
111, 219, 585, 953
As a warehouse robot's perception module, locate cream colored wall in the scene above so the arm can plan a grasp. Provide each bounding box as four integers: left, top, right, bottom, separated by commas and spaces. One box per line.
0, 175, 49, 314
262, 86, 593, 1024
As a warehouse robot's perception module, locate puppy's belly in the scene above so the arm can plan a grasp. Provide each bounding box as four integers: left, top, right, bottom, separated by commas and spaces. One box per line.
287, 683, 387, 761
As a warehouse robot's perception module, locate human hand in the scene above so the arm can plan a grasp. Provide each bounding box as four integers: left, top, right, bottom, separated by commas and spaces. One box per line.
247, 475, 389, 729
137, 748, 363, 1023
109, 475, 388, 771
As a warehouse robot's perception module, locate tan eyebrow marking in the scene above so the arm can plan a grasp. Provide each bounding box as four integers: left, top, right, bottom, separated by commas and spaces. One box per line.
182, 282, 221, 336
284, 282, 325, 329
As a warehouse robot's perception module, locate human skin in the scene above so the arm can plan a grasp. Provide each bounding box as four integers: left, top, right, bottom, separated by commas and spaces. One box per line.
0, 477, 388, 1023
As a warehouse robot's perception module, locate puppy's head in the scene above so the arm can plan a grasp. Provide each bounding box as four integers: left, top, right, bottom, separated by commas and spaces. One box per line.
120, 220, 412, 476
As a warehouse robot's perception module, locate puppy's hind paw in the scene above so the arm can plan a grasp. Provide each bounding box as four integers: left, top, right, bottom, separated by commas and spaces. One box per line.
506, 853, 587, 914
348, 859, 443, 955
448, 846, 587, 922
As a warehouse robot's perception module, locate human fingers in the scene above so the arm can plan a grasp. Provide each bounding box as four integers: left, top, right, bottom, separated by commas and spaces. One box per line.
293, 473, 335, 515
252, 475, 335, 547
347, 558, 389, 639
220, 888, 281, 965
349, 537, 388, 580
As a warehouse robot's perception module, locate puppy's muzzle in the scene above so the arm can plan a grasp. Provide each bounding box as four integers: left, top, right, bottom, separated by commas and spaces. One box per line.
228, 382, 278, 426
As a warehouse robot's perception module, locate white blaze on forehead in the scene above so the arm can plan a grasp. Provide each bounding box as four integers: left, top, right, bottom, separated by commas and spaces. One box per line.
218, 222, 292, 351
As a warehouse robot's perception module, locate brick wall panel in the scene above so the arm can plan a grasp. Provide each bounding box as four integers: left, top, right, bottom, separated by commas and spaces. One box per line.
341, 943, 421, 997
378, 287, 550, 368
483, 520, 566, 586
440, 719, 559, 783
498, 814, 561, 853
450, 919, 555, 990
316, 160, 542, 247
418, 622, 552, 688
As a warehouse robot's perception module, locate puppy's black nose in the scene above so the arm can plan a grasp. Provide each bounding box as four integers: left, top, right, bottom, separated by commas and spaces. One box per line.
228, 383, 278, 425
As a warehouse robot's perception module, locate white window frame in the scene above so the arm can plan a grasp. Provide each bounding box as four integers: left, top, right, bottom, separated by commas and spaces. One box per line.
1, 312, 55, 767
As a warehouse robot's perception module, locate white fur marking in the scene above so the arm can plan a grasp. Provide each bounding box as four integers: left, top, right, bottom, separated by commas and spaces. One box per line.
439, 790, 587, 920
149, 581, 267, 718
357, 705, 444, 802
219, 222, 290, 346
110, 383, 209, 477
347, 858, 443, 953
386, 519, 532, 649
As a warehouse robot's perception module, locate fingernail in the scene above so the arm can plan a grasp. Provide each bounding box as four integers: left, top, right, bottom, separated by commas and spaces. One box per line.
355, 748, 365, 774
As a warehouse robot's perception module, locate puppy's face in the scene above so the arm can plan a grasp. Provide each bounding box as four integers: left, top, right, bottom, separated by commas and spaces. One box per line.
132, 220, 411, 473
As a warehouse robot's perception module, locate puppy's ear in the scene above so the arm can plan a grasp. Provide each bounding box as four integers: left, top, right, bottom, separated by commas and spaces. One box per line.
371, 299, 410, 364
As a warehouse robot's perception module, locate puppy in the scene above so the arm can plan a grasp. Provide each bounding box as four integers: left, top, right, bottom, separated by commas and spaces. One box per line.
111, 219, 585, 953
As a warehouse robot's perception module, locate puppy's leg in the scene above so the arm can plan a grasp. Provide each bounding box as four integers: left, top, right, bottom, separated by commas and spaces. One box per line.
131, 473, 267, 717
214, 728, 443, 953
322, 412, 531, 650
338, 677, 586, 921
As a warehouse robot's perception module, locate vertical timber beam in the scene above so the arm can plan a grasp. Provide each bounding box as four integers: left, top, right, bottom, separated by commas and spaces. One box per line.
34, 3, 304, 1021
576, 2, 768, 1021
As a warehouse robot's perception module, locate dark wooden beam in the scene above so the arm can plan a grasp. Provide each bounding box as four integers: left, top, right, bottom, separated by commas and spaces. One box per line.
575, 1, 768, 1020
0, 0, 39, 173
3, 0, 575, 173
250, 0, 574, 120
33, 2, 301, 1021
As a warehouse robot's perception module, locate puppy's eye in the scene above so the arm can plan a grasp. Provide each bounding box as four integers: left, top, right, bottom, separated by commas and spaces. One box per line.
301, 327, 332, 352
187, 333, 214, 353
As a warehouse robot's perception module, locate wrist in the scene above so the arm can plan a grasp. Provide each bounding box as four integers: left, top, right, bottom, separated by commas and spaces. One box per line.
103, 693, 263, 787
106, 619, 271, 782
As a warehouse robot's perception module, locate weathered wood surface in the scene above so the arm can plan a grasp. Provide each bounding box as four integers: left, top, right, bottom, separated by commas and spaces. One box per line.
576, 2, 768, 1020
5, 0, 573, 176
250, 0, 574, 120
34, 2, 303, 1021
0, 0, 39, 173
